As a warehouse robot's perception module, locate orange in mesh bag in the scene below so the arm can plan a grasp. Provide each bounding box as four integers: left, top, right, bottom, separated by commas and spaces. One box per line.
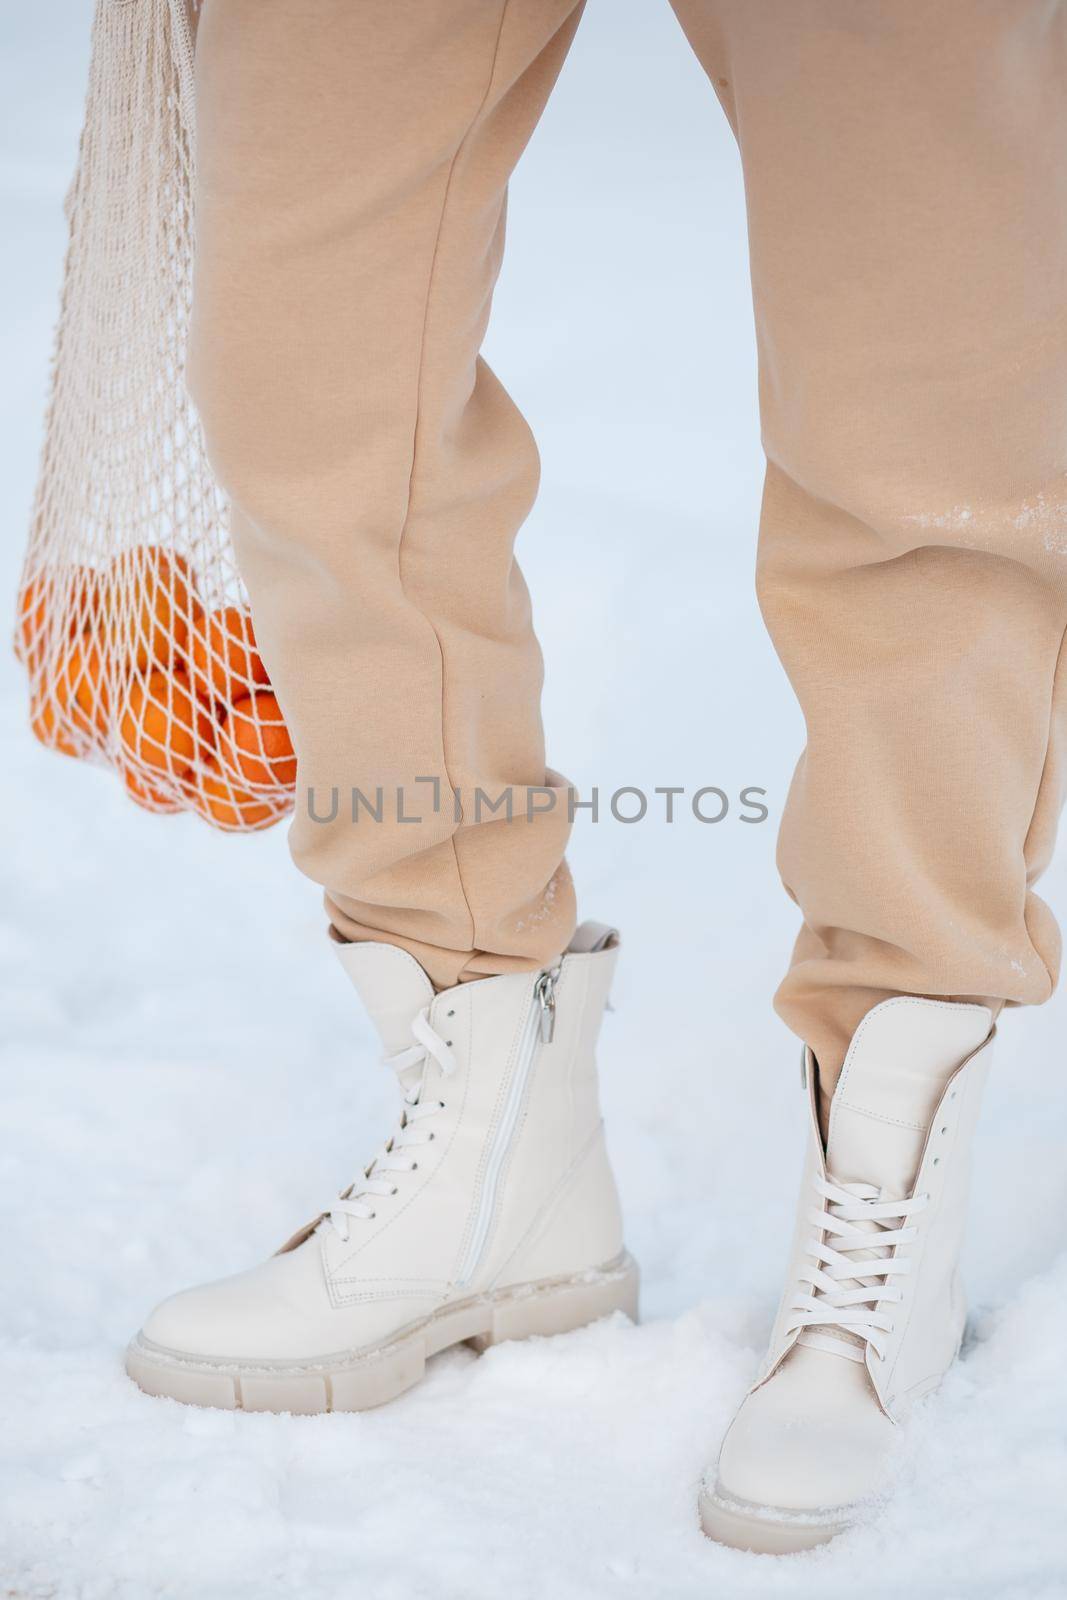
14, 0, 295, 834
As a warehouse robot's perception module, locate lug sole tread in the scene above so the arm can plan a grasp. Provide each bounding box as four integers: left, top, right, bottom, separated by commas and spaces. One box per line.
699, 1485, 851, 1554
126, 1252, 639, 1414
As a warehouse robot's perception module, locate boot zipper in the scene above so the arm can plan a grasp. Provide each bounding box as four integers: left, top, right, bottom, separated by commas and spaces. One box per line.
453, 969, 557, 1288
536, 966, 556, 1043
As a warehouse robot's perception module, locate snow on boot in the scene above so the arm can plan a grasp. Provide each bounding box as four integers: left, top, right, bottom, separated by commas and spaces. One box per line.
700, 997, 994, 1553
126, 922, 637, 1413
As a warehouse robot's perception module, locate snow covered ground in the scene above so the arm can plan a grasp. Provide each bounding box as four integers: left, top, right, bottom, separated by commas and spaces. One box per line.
2, 5, 1066, 1597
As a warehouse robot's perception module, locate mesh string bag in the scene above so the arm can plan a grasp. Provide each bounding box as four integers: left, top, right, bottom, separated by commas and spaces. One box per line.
14, 0, 295, 832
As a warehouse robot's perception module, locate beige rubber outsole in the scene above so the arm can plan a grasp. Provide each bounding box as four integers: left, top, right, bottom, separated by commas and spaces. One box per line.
126, 1252, 639, 1414
699, 1486, 848, 1554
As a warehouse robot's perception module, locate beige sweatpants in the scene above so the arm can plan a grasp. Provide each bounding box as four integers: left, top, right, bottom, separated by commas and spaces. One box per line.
189, 0, 1067, 1089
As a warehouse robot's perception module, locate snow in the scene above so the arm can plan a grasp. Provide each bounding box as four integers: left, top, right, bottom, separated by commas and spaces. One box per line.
2, 5, 1066, 1597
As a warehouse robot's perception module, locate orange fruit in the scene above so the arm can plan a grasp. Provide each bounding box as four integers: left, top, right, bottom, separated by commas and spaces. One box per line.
17, 565, 107, 669
124, 767, 182, 814
119, 667, 214, 778
219, 691, 296, 790
102, 547, 194, 673
54, 638, 110, 739
29, 692, 80, 759
69, 565, 105, 633
16, 572, 55, 667
185, 595, 206, 656
190, 606, 268, 702
191, 758, 276, 830
171, 552, 195, 588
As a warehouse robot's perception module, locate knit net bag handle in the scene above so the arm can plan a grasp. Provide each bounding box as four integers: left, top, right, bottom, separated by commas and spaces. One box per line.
14, 0, 294, 831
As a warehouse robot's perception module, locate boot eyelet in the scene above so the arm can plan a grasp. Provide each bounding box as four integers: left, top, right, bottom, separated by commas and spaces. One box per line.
391, 1186, 399, 1196
428, 1131, 436, 1141
447, 1009, 455, 1018
410, 1162, 418, 1171
932, 1157, 940, 1166
940, 1126, 948, 1135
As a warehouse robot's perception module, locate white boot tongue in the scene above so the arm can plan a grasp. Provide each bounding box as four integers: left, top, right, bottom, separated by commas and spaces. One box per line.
825, 998, 992, 1196
795, 998, 993, 1363
331, 937, 437, 1056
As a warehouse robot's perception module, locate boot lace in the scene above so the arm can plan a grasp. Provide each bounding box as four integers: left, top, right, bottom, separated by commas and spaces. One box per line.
784, 1175, 929, 1362
326, 1009, 457, 1243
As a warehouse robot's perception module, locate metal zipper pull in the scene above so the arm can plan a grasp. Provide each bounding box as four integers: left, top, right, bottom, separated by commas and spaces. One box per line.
535, 969, 557, 1044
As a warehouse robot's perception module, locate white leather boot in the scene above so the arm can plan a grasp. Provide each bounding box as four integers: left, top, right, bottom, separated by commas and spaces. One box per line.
700, 997, 994, 1553
126, 922, 637, 1413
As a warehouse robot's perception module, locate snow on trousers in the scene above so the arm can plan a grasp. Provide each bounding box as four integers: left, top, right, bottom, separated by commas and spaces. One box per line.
189, 0, 1067, 1088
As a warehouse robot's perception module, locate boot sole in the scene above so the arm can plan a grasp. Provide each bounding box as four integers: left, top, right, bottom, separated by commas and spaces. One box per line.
699, 1485, 850, 1554
125, 1251, 639, 1414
